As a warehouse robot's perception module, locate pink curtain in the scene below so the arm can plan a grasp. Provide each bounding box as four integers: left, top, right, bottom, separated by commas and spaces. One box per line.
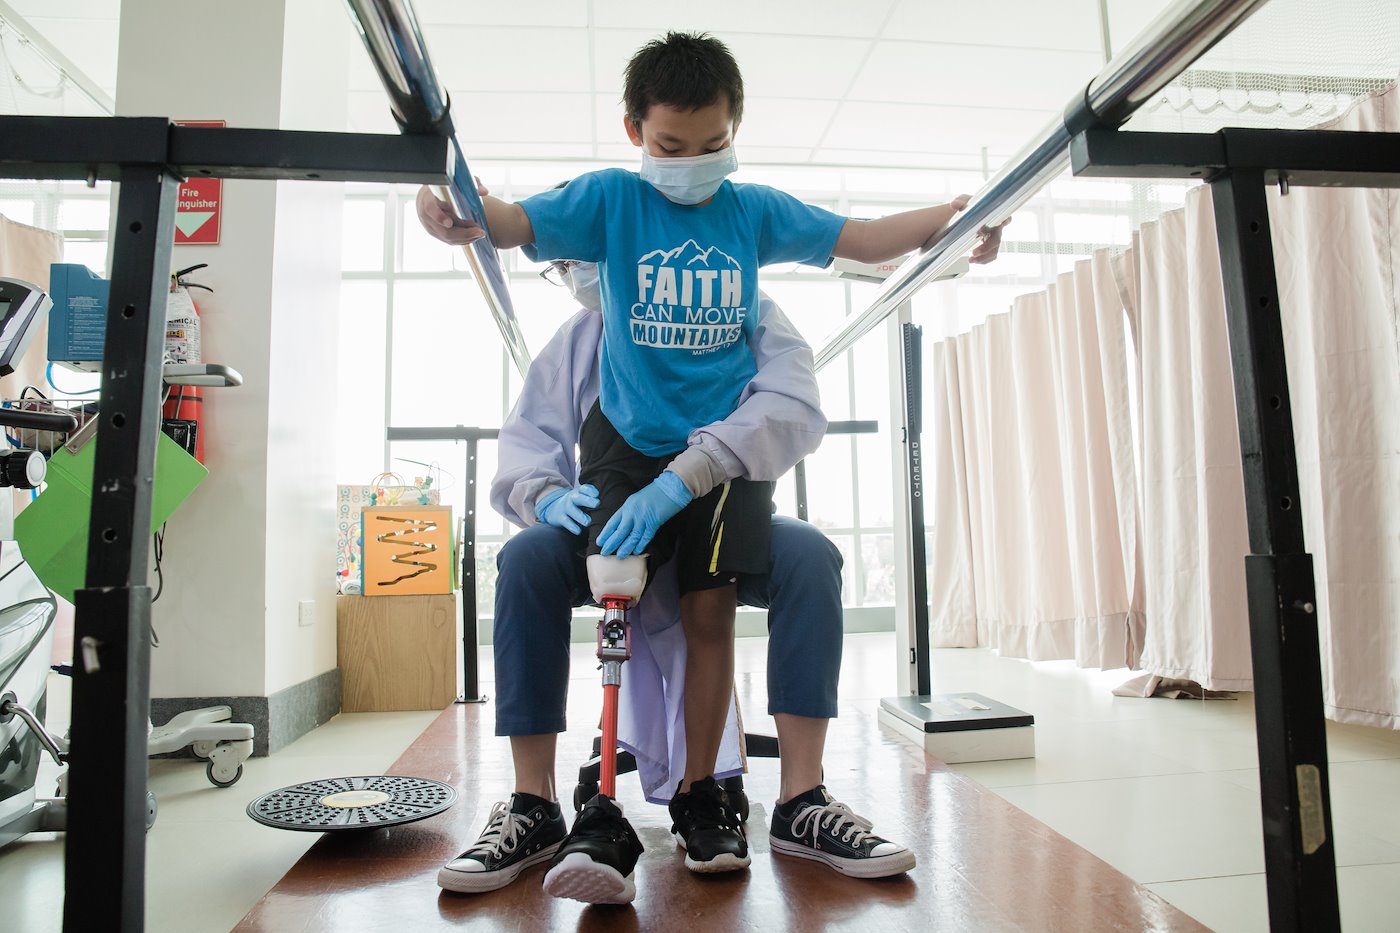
926, 252, 1145, 669
926, 80, 1400, 727
1137, 84, 1400, 725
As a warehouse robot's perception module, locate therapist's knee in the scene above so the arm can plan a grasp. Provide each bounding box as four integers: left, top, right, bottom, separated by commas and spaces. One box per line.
769, 517, 843, 590
496, 523, 577, 583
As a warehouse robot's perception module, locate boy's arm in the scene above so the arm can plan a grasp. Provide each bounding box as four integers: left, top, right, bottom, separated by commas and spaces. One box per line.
415, 184, 535, 249
832, 195, 1008, 265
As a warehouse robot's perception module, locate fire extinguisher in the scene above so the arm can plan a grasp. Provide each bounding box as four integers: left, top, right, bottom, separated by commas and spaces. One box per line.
162, 263, 210, 462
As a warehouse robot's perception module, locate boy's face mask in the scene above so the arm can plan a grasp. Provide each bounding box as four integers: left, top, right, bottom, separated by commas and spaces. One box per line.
639, 147, 738, 205
564, 262, 602, 311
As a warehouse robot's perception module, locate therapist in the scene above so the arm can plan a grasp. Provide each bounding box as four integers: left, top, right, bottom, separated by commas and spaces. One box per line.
428, 256, 916, 897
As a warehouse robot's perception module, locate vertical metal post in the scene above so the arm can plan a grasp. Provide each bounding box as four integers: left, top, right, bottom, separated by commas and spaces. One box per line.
901, 321, 932, 696
64, 161, 178, 933
793, 460, 809, 522
1209, 170, 1339, 932
460, 435, 481, 702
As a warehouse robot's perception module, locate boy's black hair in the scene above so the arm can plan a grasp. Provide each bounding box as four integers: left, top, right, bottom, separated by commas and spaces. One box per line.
623, 32, 744, 127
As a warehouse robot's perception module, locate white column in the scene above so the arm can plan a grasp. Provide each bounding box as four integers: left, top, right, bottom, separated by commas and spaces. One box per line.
116, 0, 349, 698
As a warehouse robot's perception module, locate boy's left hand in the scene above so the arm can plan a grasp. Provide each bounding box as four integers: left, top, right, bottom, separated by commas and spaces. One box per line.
950, 193, 1010, 265
597, 472, 694, 558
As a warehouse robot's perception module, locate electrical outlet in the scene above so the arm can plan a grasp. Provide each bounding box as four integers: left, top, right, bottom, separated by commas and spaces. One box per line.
298, 600, 315, 627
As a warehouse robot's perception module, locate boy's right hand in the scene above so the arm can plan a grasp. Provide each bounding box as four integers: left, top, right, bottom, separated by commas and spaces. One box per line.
415, 183, 488, 247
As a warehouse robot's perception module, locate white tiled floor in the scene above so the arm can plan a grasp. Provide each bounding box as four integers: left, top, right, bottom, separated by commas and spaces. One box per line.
3, 633, 1398, 932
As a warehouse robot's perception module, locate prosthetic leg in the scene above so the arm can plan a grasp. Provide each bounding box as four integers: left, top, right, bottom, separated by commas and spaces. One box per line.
588, 554, 646, 798
540, 554, 648, 905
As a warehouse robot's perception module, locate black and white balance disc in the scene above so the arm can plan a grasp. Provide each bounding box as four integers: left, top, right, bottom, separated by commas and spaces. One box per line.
247, 775, 457, 831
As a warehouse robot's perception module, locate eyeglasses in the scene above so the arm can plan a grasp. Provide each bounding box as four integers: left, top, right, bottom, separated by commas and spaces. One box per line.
539, 260, 578, 287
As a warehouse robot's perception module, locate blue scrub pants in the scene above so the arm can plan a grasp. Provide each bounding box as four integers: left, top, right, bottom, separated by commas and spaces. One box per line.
492, 515, 844, 736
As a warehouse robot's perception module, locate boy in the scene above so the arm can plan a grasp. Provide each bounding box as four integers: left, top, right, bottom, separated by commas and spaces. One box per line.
419, 31, 1002, 897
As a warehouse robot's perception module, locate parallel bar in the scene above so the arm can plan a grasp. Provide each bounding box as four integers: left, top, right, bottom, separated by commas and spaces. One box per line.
0, 115, 170, 182
169, 126, 452, 183
1210, 170, 1338, 932
814, 0, 1271, 371
1071, 128, 1400, 187
343, 0, 530, 377
385, 424, 496, 702
387, 426, 499, 442
63, 157, 178, 932
461, 436, 482, 702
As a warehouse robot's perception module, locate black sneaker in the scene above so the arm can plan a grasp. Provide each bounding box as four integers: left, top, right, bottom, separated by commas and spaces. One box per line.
542, 793, 645, 904
438, 794, 567, 893
769, 785, 915, 878
668, 776, 750, 873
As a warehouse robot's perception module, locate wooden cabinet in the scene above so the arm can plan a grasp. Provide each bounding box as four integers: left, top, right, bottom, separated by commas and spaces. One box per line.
336, 594, 456, 712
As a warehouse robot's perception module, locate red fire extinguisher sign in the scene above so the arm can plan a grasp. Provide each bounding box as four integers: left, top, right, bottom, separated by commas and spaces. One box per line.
174, 120, 225, 245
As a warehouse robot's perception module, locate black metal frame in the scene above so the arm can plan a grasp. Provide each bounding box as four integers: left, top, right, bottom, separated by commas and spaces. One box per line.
1069, 125, 1400, 933
385, 425, 498, 703
0, 113, 460, 932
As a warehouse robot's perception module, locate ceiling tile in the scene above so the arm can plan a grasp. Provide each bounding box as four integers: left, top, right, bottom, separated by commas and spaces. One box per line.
821, 100, 1053, 158
425, 26, 592, 93
411, 0, 588, 28
848, 41, 1102, 111
592, 29, 870, 101
590, 0, 897, 39
451, 91, 594, 145
734, 97, 839, 149
882, 0, 1103, 52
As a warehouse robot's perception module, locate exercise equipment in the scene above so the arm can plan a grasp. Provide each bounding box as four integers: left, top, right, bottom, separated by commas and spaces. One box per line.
246, 775, 456, 831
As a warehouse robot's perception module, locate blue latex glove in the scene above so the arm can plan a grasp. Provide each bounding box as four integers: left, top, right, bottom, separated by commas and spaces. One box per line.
597, 471, 693, 558
534, 484, 600, 535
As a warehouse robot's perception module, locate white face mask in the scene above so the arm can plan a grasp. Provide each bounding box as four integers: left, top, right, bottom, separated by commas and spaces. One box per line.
564, 262, 602, 311
639, 146, 738, 205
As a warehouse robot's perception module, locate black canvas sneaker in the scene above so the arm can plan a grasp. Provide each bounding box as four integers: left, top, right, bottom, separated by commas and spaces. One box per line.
542, 793, 645, 904
438, 794, 568, 893
667, 776, 751, 873
769, 784, 916, 878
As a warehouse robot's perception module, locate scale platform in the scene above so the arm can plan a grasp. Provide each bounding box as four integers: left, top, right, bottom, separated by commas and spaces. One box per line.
879, 693, 1035, 763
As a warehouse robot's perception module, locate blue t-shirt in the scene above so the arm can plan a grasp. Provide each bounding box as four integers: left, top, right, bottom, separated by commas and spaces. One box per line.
520, 168, 844, 456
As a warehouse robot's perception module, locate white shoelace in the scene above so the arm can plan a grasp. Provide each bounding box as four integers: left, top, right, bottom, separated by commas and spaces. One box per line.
790, 799, 876, 848
464, 800, 534, 858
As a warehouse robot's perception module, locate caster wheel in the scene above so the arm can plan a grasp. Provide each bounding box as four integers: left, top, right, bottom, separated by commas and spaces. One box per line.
146, 791, 158, 830
207, 761, 243, 787
191, 741, 217, 759
573, 783, 599, 812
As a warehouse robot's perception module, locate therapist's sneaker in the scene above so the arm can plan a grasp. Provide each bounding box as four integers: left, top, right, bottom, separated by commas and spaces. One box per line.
769, 785, 916, 878
668, 776, 751, 873
437, 794, 566, 893
542, 793, 644, 904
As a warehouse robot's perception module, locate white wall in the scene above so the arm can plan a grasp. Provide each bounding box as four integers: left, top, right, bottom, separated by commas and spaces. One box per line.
264, 0, 348, 693
117, 0, 346, 698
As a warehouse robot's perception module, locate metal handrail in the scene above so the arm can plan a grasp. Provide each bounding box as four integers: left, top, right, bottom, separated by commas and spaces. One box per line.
343, 0, 532, 377
813, 0, 1272, 371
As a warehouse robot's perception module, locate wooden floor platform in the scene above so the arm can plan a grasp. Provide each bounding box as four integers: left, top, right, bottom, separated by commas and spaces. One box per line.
235, 665, 1208, 933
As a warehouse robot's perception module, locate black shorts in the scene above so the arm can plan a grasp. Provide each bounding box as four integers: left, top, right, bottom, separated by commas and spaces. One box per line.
578, 401, 774, 596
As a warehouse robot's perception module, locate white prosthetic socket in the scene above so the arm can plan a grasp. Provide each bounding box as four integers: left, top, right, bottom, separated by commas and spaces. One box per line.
586, 554, 648, 605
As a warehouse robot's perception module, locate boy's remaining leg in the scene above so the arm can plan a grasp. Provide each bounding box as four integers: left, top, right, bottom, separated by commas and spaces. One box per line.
440, 524, 590, 894
665, 478, 774, 873
737, 515, 916, 878
679, 583, 738, 790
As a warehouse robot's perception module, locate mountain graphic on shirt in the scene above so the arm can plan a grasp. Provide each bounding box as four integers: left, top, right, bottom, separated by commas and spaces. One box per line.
638, 239, 741, 271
